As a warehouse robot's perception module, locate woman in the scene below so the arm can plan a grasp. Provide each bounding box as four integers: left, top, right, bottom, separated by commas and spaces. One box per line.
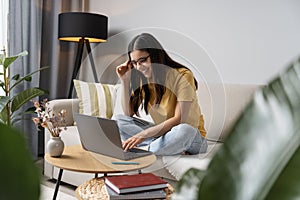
113, 33, 207, 156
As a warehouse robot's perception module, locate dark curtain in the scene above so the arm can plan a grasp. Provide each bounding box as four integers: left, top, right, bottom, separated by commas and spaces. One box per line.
8, 0, 83, 158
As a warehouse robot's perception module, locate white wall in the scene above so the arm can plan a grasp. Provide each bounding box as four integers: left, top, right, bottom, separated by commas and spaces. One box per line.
88, 0, 300, 84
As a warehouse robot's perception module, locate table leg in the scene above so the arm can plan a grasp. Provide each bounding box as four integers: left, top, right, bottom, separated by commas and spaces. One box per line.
95, 173, 98, 178
53, 169, 63, 200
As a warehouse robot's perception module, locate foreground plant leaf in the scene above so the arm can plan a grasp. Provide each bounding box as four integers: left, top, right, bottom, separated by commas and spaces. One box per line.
11, 88, 48, 112
3, 50, 28, 69
0, 123, 40, 200
174, 57, 300, 200
0, 96, 10, 113
265, 146, 300, 200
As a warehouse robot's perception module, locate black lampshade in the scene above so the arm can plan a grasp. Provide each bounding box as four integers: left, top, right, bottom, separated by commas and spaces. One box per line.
58, 12, 108, 43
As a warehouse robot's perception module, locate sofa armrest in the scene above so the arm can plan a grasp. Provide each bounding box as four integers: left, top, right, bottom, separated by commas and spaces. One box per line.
46, 99, 79, 126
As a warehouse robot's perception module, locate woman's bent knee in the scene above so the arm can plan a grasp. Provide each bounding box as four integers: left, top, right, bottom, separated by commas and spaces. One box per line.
174, 123, 198, 137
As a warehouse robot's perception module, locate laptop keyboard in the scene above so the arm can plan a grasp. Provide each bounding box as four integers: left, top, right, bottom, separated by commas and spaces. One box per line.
124, 148, 152, 160
128, 148, 149, 153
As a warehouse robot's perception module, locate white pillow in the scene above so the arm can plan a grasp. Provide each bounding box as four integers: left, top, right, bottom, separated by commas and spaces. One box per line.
73, 80, 117, 119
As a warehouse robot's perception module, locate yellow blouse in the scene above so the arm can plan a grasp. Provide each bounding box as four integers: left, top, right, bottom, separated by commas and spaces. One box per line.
147, 67, 206, 137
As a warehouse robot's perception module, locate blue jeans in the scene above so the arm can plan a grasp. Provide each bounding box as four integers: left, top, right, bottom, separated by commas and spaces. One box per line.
112, 114, 208, 156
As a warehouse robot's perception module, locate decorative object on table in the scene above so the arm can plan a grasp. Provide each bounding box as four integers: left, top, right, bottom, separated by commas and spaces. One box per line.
104, 173, 168, 194
58, 12, 108, 98
46, 136, 65, 157
0, 50, 48, 126
32, 99, 67, 157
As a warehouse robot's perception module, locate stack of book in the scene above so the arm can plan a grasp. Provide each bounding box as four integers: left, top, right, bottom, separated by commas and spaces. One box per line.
104, 173, 169, 200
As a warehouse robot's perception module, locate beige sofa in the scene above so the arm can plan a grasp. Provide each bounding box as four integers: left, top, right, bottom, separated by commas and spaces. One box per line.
44, 83, 259, 186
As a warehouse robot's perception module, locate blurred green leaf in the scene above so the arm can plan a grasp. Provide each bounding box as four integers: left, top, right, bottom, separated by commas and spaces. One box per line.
0, 108, 7, 124
11, 74, 20, 80
174, 57, 300, 199
173, 168, 205, 200
0, 96, 9, 113
24, 76, 32, 81
11, 88, 48, 113
265, 147, 300, 200
0, 81, 4, 89
0, 123, 40, 200
3, 50, 28, 69
0, 53, 3, 64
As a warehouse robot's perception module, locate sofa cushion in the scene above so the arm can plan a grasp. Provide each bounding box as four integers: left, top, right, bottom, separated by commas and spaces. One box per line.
73, 80, 117, 118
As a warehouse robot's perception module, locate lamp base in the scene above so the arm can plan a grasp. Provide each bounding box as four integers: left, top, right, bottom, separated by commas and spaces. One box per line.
68, 38, 98, 98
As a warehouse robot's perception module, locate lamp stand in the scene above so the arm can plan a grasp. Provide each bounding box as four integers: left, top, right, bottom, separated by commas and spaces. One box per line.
68, 38, 99, 98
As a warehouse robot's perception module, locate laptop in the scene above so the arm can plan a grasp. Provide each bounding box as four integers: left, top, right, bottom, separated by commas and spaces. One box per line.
74, 113, 153, 160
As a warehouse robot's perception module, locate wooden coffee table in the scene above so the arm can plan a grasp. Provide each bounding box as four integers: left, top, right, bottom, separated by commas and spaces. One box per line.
44, 145, 156, 200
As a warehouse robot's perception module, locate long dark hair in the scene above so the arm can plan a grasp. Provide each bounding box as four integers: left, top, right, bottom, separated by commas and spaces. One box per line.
128, 33, 198, 116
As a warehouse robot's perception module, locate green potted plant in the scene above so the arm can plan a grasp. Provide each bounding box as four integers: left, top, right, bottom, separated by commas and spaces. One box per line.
0, 50, 48, 126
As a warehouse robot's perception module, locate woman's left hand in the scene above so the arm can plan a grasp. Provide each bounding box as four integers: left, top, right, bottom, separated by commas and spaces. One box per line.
122, 134, 146, 151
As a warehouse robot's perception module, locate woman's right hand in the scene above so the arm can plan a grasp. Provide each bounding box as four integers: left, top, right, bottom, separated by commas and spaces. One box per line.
116, 60, 132, 82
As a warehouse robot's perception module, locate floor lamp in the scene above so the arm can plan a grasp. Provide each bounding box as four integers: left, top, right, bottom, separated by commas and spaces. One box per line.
58, 12, 108, 98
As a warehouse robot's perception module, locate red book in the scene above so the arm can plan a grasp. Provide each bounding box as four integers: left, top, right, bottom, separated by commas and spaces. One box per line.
105, 173, 168, 194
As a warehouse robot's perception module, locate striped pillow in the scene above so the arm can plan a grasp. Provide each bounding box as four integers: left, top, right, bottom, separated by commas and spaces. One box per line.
73, 80, 116, 119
